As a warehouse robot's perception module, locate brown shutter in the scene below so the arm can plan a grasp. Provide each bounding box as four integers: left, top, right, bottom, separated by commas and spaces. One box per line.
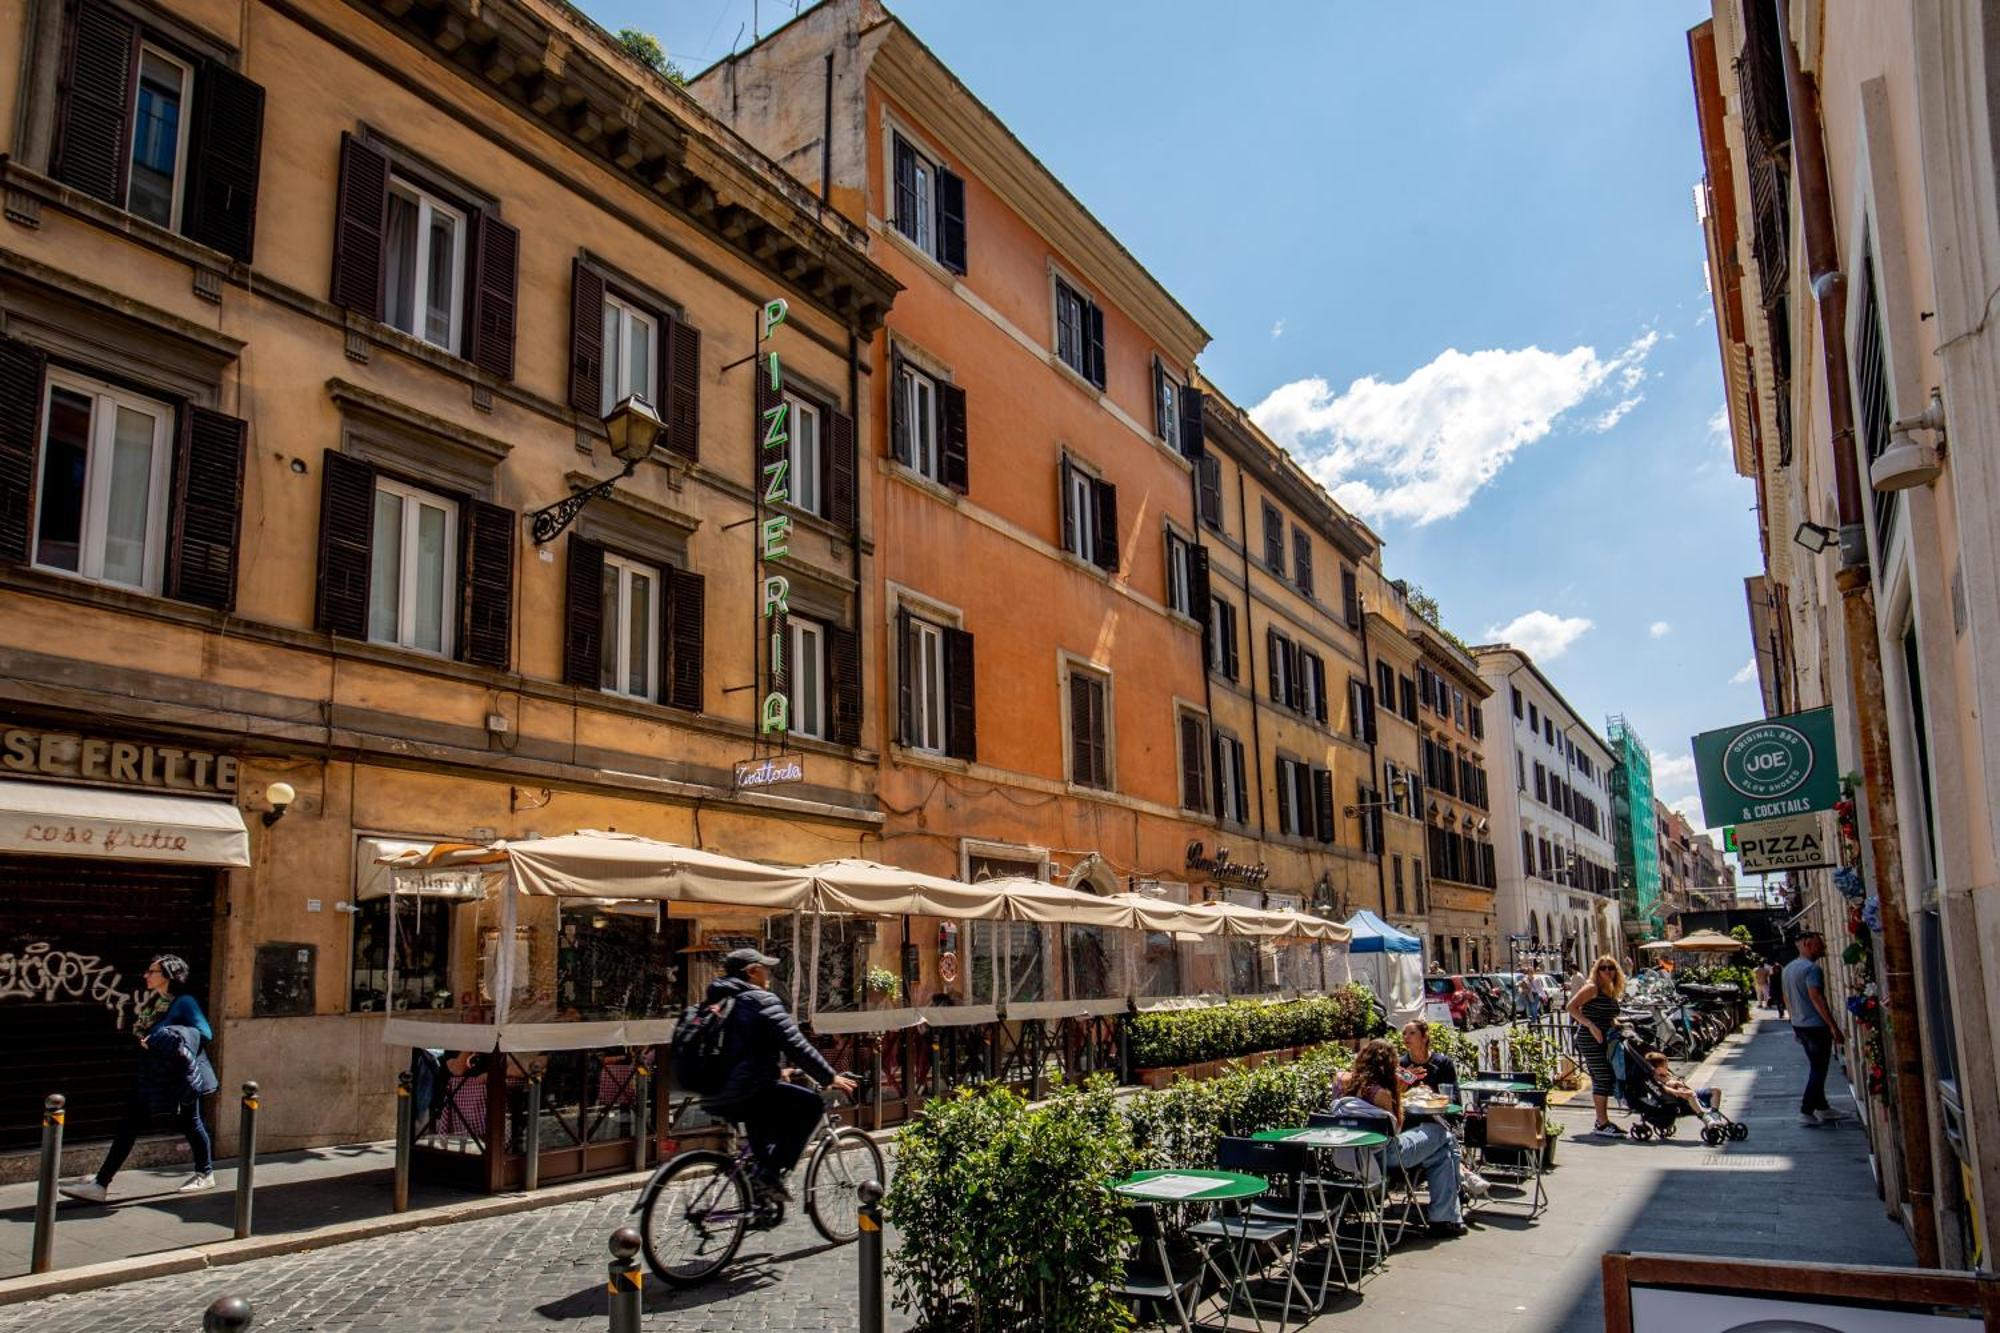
1231, 742, 1248, 823
1341, 567, 1360, 629
892, 135, 918, 241
567, 259, 605, 415
889, 353, 910, 464
943, 626, 976, 761
330, 134, 389, 318
314, 449, 375, 639
1086, 301, 1106, 389
665, 565, 705, 710
936, 166, 967, 273
1069, 672, 1095, 787
1179, 385, 1205, 461
828, 623, 862, 746
1197, 452, 1222, 526
894, 607, 913, 746
1210, 732, 1227, 819
1266, 629, 1282, 702
939, 381, 968, 494
1293, 529, 1313, 595
665, 316, 701, 461
1179, 713, 1206, 811
1091, 478, 1118, 571
561, 534, 603, 687
166, 406, 246, 611
1189, 542, 1210, 626
1312, 654, 1328, 723
1274, 758, 1292, 835
459, 498, 514, 669
51, 0, 137, 205
1152, 360, 1168, 438
1314, 769, 1335, 844
467, 213, 519, 381
1058, 455, 1075, 553
182, 60, 264, 262
0, 337, 49, 565
827, 405, 857, 528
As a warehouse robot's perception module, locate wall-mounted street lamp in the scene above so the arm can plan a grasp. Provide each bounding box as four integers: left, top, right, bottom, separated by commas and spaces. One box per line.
1870, 388, 1947, 492
1792, 520, 1838, 555
1343, 774, 1409, 819
529, 396, 664, 545
261, 781, 296, 828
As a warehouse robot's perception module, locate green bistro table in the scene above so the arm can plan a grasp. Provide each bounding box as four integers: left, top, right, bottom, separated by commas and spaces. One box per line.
1109, 1170, 1271, 1333
1402, 1102, 1465, 1122
1251, 1126, 1390, 1150
1458, 1080, 1534, 1095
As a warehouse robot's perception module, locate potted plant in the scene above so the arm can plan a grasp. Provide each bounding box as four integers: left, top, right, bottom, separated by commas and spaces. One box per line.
864, 966, 902, 1007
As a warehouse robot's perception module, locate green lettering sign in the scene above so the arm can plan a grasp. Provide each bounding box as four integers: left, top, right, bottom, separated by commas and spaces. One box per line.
1692, 707, 1841, 828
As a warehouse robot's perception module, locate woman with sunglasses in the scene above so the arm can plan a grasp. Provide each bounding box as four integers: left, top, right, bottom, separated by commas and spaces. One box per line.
1566, 954, 1628, 1136
61, 955, 217, 1202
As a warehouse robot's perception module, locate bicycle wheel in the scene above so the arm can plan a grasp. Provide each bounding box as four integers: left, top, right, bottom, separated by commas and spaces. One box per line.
804, 1127, 886, 1244
639, 1150, 752, 1286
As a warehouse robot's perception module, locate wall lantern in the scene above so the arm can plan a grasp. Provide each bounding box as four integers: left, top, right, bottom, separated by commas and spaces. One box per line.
529, 396, 664, 545
1870, 389, 1946, 493
1792, 520, 1837, 555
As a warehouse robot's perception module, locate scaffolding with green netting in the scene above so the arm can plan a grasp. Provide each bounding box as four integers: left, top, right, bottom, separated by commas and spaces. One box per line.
1607, 715, 1663, 939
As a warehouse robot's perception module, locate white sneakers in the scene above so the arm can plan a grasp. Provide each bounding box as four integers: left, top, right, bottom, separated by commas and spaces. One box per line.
58, 1178, 108, 1203
1461, 1169, 1493, 1198
178, 1172, 217, 1192
1815, 1108, 1850, 1126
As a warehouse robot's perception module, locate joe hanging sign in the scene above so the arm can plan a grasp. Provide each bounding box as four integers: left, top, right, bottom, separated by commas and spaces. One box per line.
1692, 707, 1841, 829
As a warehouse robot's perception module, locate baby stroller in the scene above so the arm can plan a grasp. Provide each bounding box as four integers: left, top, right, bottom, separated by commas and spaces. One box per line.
1612, 1029, 1748, 1145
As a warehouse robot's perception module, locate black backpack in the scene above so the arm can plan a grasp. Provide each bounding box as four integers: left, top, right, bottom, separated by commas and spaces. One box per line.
670, 996, 737, 1095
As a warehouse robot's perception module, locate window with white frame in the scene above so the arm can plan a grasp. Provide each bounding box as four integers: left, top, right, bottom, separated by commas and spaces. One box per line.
1065, 464, 1097, 561
33, 372, 173, 592
788, 394, 822, 516
1165, 529, 1193, 616
897, 361, 941, 482
598, 552, 660, 700
599, 293, 657, 414
789, 616, 827, 740
1156, 369, 1180, 452
368, 476, 458, 655
384, 176, 466, 352
128, 46, 192, 230
895, 136, 935, 256
907, 615, 946, 753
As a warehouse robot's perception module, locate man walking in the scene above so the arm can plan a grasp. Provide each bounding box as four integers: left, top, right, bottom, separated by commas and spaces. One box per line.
1524, 963, 1553, 1021
1782, 931, 1844, 1126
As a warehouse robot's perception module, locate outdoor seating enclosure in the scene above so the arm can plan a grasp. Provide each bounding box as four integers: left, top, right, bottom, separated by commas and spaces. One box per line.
379, 831, 1353, 1191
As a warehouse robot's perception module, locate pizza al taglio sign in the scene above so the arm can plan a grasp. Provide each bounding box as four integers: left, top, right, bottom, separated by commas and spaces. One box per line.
1730, 812, 1835, 873
1693, 707, 1841, 828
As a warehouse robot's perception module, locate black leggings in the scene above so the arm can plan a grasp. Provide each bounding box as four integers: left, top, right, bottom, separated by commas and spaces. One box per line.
97, 1093, 213, 1184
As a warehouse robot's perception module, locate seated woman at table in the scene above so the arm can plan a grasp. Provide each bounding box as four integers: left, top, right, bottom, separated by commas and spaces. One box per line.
1397, 1021, 1459, 1093
1332, 1039, 1465, 1237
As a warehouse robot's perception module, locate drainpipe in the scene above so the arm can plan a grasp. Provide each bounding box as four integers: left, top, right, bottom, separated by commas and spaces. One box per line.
1234, 456, 1269, 843
1357, 596, 1388, 921
1773, 0, 1938, 1266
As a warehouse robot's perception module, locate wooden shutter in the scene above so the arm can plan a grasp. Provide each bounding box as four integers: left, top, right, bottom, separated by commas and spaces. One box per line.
888, 353, 910, 464
1090, 478, 1118, 571
1362, 683, 1377, 743
665, 566, 705, 710
1179, 713, 1206, 811
1058, 455, 1075, 554
1189, 544, 1211, 626
330, 133, 389, 318
1266, 628, 1282, 702
1341, 568, 1360, 629
182, 60, 265, 262
1069, 672, 1103, 787
314, 449, 375, 639
1086, 301, 1106, 389
1274, 759, 1293, 835
567, 259, 605, 415
1263, 503, 1283, 570
936, 166, 967, 273
1152, 360, 1168, 438
827, 405, 858, 528
1293, 529, 1313, 595
51, 0, 137, 205
665, 316, 701, 461
467, 213, 519, 381
1197, 453, 1222, 526
892, 135, 918, 241
0, 337, 49, 565
1314, 769, 1335, 844
828, 623, 862, 746
458, 498, 514, 669
1210, 733, 1227, 819
894, 607, 913, 746
943, 626, 976, 761
561, 534, 604, 688
165, 406, 246, 611
1179, 385, 1206, 461
1222, 602, 1239, 680
939, 381, 968, 494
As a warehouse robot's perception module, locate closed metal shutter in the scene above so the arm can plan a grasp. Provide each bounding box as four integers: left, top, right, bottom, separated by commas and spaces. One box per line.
0, 854, 218, 1148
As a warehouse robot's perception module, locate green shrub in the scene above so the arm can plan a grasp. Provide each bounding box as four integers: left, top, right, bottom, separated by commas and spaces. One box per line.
1126, 986, 1375, 1068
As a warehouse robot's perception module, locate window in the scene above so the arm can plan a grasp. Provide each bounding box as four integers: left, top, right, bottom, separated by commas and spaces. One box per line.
129, 46, 192, 229
1299, 651, 1325, 722
350, 895, 452, 1012
1413, 861, 1425, 914
1214, 731, 1248, 823
1512, 686, 1523, 719
1452, 688, 1465, 729
1165, 529, 1193, 616
369, 477, 458, 655
1178, 709, 1209, 812
1348, 677, 1374, 741
33, 372, 172, 592
1470, 700, 1484, 740
1292, 528, 1313, 596
600, 293, 657, 413
1208, 596, 1239, 680
1269, 629, 1294, 704
1392, 856, 1406, 914
891, 132, 965, 271
1341, 567, 1360, 629
1545, 718, 1555, 746
1534, 761, 1547, 803
789, 616, 827, 740
1155, 364, 1180, 452
1528, 700, 1539, 732
1196, 453, 1224, 529
1399, 674, 1417, 722
384, 175, 466, 352
1068, 667, 1111, 789
1061, 456, 1117, 570
897, 361, 940, 480
1262, 500, 1285, 572
1376, 660, 1395, 707
598, 552, 660, 700
787, 394, 822, 517
907, 615, 946, 753
1054, 277, 1105, 386
897, 609, 973, 758
1275, 756, 1306, 836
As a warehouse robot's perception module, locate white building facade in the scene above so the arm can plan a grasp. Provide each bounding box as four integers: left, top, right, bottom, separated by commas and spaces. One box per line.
1473, 645, 1622, 973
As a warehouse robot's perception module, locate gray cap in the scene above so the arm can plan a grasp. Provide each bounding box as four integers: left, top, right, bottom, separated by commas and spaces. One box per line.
722, 947, 780, 973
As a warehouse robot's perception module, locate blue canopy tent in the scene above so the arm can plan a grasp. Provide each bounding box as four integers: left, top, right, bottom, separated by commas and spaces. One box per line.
1343, 911, 1423, 1021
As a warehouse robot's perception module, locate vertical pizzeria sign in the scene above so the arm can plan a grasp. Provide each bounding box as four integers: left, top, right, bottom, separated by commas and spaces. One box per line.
757, 298, 792, 739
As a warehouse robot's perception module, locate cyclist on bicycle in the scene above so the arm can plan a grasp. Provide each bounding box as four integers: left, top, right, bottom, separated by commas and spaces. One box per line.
705, 948, 857, 1203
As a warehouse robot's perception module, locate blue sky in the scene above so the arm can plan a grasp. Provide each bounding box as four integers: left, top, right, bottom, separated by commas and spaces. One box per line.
595, 0, 1757, 842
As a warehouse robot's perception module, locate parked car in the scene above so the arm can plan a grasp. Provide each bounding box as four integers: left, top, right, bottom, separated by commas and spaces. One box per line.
1423, 975, 1482, 1029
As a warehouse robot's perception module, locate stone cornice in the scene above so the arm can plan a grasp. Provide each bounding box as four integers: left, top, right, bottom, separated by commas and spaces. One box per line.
1197, 378, 1378, 563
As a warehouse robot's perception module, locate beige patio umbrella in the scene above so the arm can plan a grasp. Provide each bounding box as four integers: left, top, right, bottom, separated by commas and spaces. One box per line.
1640, 930, 1747, 953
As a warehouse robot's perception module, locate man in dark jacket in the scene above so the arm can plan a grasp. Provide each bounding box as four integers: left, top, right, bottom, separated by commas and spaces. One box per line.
704, 948, 856, 1201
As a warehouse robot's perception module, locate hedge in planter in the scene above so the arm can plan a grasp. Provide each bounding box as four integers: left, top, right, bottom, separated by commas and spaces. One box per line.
1127, 985, 1377, 1070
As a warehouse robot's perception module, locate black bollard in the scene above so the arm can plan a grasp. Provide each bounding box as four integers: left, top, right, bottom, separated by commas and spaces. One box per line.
233, 1082, 259, 1239
523, 1073, 542, 1193
630, 1066, 650, 1173
606, 1227, 643, 1333
857, 1179, 885, 1333
203, 1295, 254, 1331
31, 1094, 63, 1274
393, 1071, 413, 1214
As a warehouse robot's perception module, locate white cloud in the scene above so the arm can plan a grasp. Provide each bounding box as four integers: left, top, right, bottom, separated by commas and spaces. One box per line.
1731, 658, 1758, 686
1484, 610, 1593, 661
1270, 318, 1286, 340
1650, 750, 1697, 795
1250, 330, 1659, 525
1649, 621, 1672, 639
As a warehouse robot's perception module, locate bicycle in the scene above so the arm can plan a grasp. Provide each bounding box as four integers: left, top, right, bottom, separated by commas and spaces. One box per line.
633, 1071, 886, 1286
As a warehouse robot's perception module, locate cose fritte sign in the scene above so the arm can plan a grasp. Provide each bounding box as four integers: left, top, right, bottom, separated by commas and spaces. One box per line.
1692, 707, 1840, 828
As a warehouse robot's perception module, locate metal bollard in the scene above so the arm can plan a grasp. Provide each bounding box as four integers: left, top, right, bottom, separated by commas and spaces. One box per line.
606, 1227, 643, 1333
31, 1094, 64, 1274
393, 1071, 413, 1214
523, 1073, 542, 1193
630, 1066, 650, 1173
233, 1082, 259, 1239
857, 1178, 885, 1333
202, 1294, 254, 1331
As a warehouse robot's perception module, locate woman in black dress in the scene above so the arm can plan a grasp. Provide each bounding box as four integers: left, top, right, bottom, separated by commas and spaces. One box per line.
1566, 955, 1628, 1136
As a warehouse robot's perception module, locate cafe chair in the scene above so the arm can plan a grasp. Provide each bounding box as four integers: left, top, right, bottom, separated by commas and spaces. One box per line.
1477, 1102, 1548, 1218
1307, 1109, 1409, 1272
1190, 1137, 1319, 1327
1111, 1199, 1200, 1333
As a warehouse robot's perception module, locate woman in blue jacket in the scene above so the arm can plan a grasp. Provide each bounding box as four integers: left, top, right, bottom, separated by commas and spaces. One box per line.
60, 955, 217, 1202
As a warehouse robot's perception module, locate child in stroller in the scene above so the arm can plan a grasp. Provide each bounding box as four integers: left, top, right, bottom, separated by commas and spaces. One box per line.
1613, 1030, 1749, 1145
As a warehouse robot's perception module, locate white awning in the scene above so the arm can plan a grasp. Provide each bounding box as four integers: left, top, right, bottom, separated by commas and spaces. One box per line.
0, 779, 250, 866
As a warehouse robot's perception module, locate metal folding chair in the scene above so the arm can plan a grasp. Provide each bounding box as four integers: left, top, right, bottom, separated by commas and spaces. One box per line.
1307, 1109, 1409, 1272
1112, 1200, 1199, 1333
1189, 1137, 1318, 1328
1477, 1100, 1548, 1218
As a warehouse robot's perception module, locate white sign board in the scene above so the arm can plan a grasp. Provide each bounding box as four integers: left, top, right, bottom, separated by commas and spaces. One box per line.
1734, 811, 1835, 873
